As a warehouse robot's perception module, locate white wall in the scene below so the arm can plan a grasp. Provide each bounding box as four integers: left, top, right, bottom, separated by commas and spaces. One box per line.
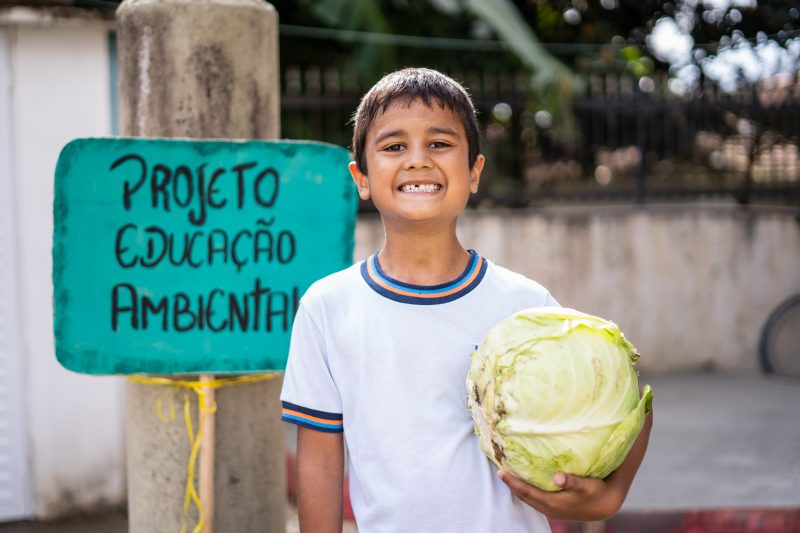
356, 205, 800, 372
9, 21, 126, 518
0, 26, 31, 522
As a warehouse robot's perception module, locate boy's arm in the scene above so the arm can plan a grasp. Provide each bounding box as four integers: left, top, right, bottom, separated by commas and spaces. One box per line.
296, 427, 345, 533
498, 410, 653, 521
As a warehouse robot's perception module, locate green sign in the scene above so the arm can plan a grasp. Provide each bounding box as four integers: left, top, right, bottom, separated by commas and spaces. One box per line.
54, 138, 356, 375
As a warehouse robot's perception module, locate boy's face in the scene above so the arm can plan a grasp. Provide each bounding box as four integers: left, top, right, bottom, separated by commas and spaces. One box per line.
349, 99, 484, 228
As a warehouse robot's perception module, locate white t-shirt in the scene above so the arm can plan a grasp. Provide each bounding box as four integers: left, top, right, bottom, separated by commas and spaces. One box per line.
281, 250, 558, 533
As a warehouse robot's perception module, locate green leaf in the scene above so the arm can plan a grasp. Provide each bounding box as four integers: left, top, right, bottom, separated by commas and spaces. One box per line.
462, 0, 583, 93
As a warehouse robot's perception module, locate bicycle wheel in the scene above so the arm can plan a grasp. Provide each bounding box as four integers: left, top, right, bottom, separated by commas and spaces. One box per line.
759, 294, 800, 378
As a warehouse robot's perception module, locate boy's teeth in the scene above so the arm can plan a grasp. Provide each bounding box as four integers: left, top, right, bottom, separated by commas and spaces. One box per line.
400, 184, 441, 192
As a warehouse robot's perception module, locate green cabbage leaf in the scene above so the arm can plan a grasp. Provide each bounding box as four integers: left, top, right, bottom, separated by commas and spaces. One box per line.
466, 307, 653, 492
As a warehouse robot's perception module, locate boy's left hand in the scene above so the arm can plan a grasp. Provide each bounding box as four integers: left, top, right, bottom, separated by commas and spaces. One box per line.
498, 409, 653, 521
497, 470, 622, 521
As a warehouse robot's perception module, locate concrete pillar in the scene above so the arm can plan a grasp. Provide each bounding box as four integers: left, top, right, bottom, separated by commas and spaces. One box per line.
117, 0, 279, 140
116, 1, 285, 531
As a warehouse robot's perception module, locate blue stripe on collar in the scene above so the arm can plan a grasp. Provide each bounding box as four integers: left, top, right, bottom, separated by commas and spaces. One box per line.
360, 250, 488, 305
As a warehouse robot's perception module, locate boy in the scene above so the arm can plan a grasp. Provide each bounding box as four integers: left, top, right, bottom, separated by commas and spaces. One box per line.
281, 68, 652, 532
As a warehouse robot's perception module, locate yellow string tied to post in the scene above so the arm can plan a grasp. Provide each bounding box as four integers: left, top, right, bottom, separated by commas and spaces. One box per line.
128, 373, 281, 533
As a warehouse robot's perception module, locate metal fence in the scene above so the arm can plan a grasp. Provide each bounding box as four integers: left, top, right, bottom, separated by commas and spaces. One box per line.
280, 64, 800, 208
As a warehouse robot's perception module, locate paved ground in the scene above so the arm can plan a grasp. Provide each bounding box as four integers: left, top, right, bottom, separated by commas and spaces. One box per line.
0, 512, 126, 533
624, 370, 800, 511
2, 371, 798, 532
0, 507, 360, 533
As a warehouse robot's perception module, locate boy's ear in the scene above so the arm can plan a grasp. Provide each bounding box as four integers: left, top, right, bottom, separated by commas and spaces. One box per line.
349, 161, 370, 200
469, 154, 485, 194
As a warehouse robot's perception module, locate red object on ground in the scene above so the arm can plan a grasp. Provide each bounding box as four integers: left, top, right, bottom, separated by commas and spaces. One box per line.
286, 452, 355, 522
549, 507, 800, 532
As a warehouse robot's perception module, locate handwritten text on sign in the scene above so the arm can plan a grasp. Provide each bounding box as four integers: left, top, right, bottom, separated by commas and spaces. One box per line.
54, 138, 356, 375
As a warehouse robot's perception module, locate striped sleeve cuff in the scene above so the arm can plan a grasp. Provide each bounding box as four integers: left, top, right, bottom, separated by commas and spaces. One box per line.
281, 401, 343, 433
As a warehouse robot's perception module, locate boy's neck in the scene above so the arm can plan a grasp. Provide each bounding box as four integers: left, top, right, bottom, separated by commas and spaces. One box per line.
377, 222, 471, 286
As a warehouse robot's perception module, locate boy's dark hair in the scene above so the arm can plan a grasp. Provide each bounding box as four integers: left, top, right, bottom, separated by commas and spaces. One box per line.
351, 68, 481, 175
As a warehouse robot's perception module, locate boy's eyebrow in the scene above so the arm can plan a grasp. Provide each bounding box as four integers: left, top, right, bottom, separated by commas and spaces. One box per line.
427, 126, 460, 137
374, 129, 405, 144
374, 126, 461, 144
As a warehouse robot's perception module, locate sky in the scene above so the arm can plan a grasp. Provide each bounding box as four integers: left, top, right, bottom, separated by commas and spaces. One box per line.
646, 0, 800, 93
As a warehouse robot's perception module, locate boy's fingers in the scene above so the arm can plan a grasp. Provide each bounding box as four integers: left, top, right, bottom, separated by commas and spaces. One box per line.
497, 469, 517, 488
497, 470, 548, 502
554, 471, 600, 495
497, 470, 528, 493
499, 469, 599, 498
554, 472, 580, 490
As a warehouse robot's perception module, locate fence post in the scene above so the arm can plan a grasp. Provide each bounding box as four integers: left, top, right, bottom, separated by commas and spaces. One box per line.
635, 85, 647, 204
116, 1, 286, 531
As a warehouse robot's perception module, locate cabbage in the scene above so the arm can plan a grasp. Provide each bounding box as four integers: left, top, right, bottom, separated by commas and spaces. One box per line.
466, 307, 653, 492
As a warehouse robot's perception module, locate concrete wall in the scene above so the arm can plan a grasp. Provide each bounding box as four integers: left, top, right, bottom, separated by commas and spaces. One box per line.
3, 16, 127, 519
355, 205, 800, 372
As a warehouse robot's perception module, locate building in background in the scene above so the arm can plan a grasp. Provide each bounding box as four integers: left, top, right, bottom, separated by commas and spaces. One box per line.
0, 5, 125, 522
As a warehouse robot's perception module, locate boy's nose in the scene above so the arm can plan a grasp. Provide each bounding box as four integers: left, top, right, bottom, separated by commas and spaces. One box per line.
404, 145, 433, 169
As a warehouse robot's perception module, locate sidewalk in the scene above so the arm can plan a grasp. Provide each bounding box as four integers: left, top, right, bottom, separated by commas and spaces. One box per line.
544, 370, 800, 532
624, 370, 800, 510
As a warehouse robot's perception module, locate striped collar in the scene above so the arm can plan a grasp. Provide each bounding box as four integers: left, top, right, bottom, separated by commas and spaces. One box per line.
360, 249, 488, 305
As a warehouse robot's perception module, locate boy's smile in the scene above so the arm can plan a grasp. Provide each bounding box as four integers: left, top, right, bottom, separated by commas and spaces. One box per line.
349, 99, 484, 228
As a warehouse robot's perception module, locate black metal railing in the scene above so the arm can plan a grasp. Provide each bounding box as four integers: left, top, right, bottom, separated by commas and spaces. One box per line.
280, 63, 800, 209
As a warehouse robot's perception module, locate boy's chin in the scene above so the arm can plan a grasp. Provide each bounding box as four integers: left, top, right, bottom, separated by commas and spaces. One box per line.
382, 209, 463, 226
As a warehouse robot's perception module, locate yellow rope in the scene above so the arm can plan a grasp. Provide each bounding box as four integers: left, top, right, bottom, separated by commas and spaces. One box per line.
128, 373, 281, 533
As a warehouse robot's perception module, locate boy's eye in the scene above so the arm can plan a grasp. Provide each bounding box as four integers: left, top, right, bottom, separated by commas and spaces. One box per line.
430, 141, 452, 149
383, 143, 405, 152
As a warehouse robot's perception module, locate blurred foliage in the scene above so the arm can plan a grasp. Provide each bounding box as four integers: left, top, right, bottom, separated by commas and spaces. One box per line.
505, 1, 800, 84
59, 0, 800, 88
42, 0, 800, 203
273, 0, 484, 73
270, 0, 800, 152
272, 1, 799, 83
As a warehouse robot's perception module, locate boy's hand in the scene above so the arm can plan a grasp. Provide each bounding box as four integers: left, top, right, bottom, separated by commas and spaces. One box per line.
498, 410, 652, 521
497, 470, 622, 521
